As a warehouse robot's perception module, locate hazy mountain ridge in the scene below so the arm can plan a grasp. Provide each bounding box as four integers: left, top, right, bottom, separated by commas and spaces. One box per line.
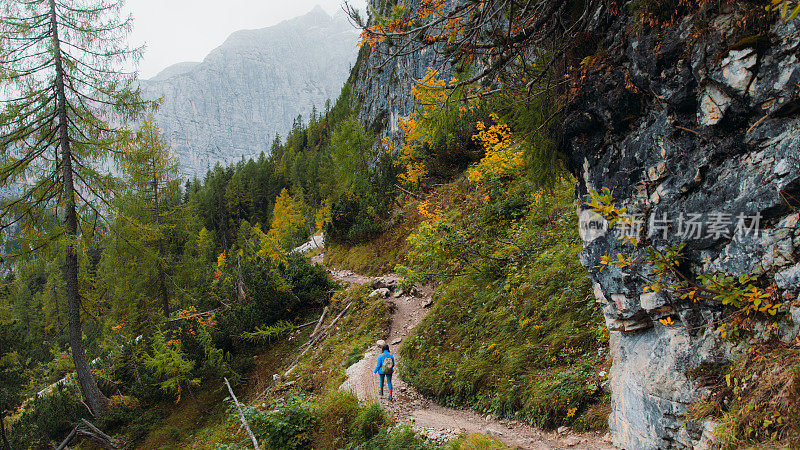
140, 6, 359, 177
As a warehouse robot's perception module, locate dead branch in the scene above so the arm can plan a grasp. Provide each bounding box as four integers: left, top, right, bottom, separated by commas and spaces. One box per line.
285, 302, 353, 376
55, 426, 79, 450
309, 306, 329, 339
76, 419, 121, 449
224, 377, 261, 450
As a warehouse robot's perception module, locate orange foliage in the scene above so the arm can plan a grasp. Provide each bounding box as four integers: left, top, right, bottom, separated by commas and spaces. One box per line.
174, 306, 218, 336
417, 0, 446, 19
359, 29, 386, 47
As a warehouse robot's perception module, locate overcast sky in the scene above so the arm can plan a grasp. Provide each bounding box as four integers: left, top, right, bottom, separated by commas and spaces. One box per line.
124, 0, 367, 79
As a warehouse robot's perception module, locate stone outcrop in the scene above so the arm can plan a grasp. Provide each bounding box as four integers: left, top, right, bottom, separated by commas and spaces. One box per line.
140, 7, 359, 177
565, 10, 800, 450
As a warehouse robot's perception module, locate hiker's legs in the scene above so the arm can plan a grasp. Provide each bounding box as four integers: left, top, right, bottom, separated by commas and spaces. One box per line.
387, 375, 393, 400
379, 374, 385, 395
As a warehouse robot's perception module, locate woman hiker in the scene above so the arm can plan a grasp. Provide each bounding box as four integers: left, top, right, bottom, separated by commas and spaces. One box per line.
374, 343, 395, 400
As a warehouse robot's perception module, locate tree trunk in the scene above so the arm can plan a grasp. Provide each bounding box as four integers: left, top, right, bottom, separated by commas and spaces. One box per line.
54, 284, 63, 332
154, 174, 169, 318
236, 254, 246, 302
49, 0, 108, 417
1, 413, 10, 450
183, 381, 208, 414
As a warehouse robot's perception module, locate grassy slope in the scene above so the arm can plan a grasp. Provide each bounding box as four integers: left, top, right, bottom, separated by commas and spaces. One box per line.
320, 173, 610, 431
391, 177, 608, 430
130, 319, 317, 449
687, 343, 800, 448
324, 202, 422, 277
126, 285, 392, 449
290, 283, 391, 393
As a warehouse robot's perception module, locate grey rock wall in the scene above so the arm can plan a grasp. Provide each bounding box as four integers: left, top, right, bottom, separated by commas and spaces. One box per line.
352, 0, 454, 142
565, 11, 800, 450
140, 7, 359, 177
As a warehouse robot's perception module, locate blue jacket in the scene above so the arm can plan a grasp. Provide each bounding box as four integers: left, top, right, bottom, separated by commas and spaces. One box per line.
374, 350, 394, 375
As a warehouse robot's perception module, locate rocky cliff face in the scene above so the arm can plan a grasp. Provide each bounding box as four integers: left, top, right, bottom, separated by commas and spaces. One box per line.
352, 0, 453, 138
565, 11, 800, 449
140, 7, 359, 177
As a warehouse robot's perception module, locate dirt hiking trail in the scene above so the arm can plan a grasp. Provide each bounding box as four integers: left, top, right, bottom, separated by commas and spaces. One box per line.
327, 266, 614, 449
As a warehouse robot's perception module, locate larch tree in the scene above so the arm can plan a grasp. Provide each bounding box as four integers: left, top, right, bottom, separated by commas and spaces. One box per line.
0, 0, 149, 415
119, 114, 179, 319
268, 188, 305, 250
0, 321, 23, 450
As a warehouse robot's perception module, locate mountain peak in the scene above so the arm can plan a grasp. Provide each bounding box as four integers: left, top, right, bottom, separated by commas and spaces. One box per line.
299, 5, 334, 25
308, 4, 327, 15
139, 8, 359, 177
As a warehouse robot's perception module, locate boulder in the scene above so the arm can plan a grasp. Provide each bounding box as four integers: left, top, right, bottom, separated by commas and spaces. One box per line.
371, 277, 399, 290
369, 288, 391, 298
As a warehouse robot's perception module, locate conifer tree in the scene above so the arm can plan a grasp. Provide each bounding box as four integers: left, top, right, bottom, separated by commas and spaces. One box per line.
0, 0, 149, 415
269, 188, 305, 250
120, 115, 178, 318
0, 321, 23, 450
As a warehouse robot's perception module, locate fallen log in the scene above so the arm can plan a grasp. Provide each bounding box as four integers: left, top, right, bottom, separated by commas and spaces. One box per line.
285, 302, 352, 376
309, 306, 328, 339
224, 377, 261, 450
77, 419, 121, 449
55, 426, 78, 450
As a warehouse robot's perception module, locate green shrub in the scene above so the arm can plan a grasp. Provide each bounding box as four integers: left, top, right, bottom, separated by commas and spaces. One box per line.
283, 253, 332, 305
311, 388, 433, 449
350, 401, 391, 443
327, 193, 383, 244
242, 394, 318, 450
326, 151, 398, 245
211, 251, 331, 354
314, 390, 361, 449
353, 426, 435, 450
8, 382, 91, 448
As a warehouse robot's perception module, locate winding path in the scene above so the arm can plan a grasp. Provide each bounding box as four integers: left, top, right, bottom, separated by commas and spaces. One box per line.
327, 267, 614, 449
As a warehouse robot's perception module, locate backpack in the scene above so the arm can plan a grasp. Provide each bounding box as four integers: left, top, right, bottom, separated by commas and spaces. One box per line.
381, 354, 394, 375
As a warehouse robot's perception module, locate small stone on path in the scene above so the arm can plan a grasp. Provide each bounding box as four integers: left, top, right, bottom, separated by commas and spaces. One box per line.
369, 288, 391, 298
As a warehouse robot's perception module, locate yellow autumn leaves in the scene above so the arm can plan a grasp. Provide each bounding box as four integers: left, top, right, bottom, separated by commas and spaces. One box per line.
398, 69, 525, 190
467, 113, 524, 184
398, 68, 454, 188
